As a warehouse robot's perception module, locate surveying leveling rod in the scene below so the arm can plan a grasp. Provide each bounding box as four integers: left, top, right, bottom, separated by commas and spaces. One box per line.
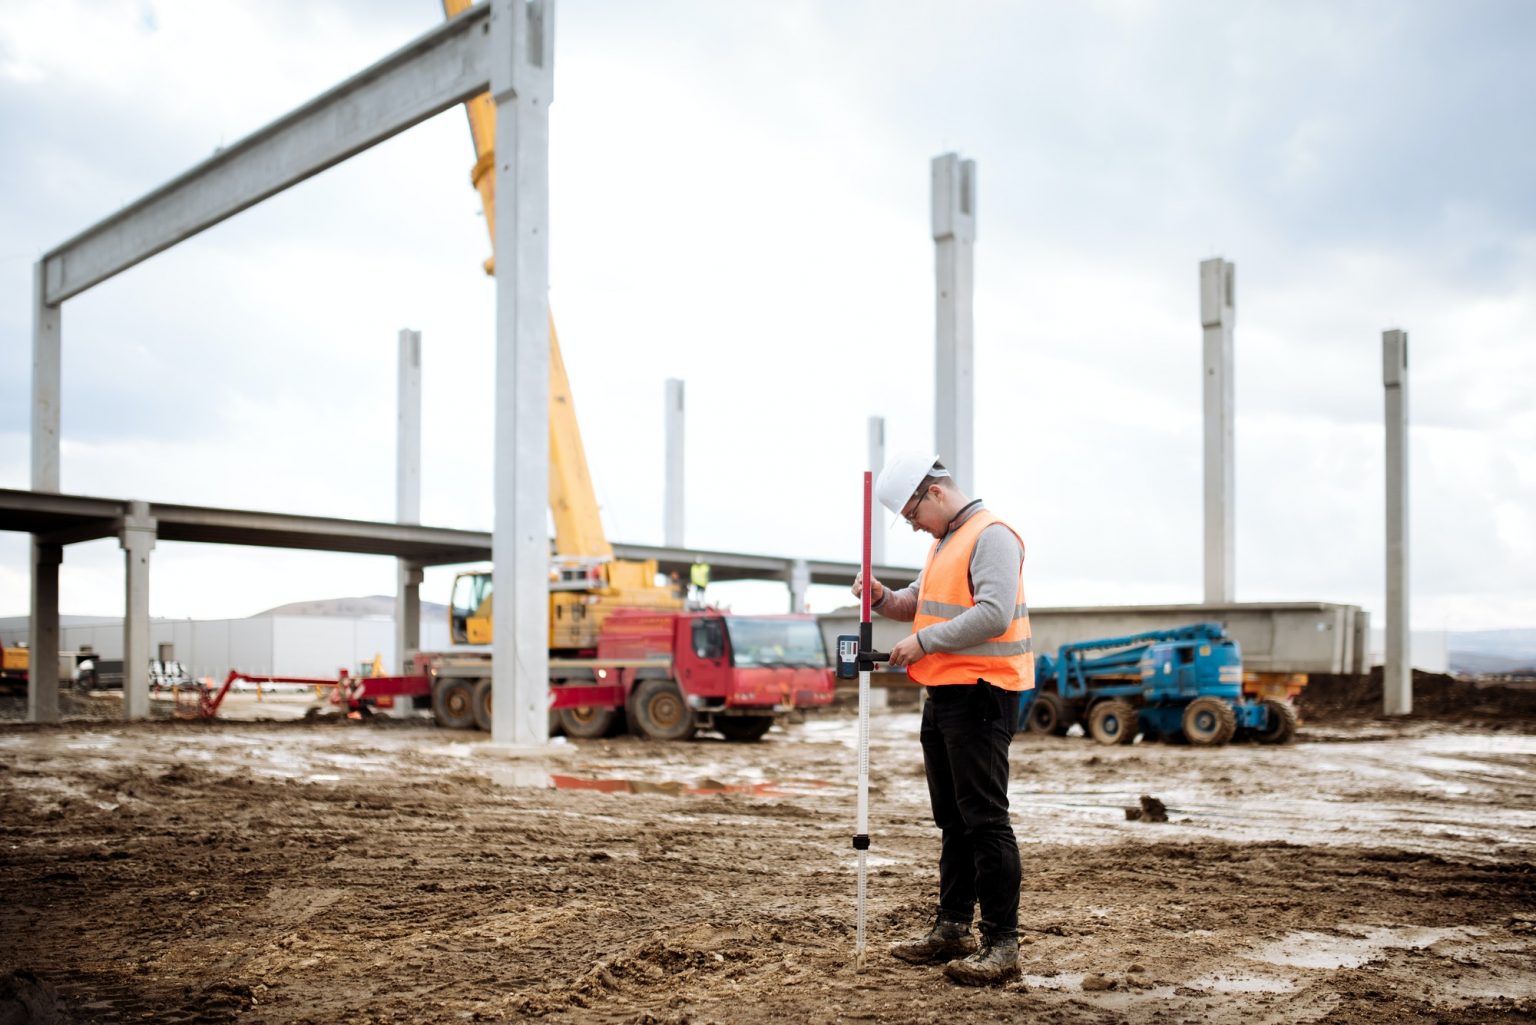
836, 472, 890, 969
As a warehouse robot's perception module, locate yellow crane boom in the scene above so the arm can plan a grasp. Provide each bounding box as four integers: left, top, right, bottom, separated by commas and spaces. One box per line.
441, 0, 680, 649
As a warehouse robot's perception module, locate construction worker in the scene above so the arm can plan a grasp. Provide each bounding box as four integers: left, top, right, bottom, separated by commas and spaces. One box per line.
689, 560, 711, 603
852, 452, 1033, 986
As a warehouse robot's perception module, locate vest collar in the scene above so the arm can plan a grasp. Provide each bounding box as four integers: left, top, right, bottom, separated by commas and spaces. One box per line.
943, 499, 985, 539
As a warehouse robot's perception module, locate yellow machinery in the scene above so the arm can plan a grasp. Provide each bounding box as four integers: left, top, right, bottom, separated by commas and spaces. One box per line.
442, 0, 682, 651
1, 645, 28, 685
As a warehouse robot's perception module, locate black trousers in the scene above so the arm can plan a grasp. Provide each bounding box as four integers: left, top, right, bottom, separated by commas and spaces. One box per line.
920, 680, 1022, 939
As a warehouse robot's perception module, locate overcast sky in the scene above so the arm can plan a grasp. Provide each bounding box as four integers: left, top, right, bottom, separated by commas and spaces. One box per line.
1, 0, 1533, 631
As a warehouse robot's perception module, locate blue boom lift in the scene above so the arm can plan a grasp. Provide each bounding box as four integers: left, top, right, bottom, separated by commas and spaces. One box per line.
1018, 623, 1297, 746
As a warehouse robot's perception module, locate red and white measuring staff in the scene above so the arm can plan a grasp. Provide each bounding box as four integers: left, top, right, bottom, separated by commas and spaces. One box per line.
852, 470, 891, 969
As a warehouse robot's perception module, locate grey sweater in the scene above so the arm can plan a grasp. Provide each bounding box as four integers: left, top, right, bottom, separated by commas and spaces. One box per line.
872, 500, 1024, 653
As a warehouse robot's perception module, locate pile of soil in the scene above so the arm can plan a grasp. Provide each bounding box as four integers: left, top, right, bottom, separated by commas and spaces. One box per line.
1301, 668, 1536, 723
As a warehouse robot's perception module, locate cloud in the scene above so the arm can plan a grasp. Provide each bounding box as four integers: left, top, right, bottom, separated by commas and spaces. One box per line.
2, 0, 1533, 633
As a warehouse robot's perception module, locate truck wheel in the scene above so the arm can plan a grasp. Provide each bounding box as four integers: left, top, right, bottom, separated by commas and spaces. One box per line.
558, 705, 619, 739
472, 678, 494, 732
1028, 691, 1071, 736
631, 680, 694, 741
715, 716, 773, 742
1253, 699, 1298, 744
1182, 696, 1236, 747
1088, 700, 1138, 746
433, 679, 478, 730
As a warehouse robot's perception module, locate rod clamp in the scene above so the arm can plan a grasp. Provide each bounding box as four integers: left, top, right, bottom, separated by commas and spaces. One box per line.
851, 834, 871, 851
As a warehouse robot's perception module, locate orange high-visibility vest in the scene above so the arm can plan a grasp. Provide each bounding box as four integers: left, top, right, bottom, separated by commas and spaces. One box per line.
909, 511, 1035, 691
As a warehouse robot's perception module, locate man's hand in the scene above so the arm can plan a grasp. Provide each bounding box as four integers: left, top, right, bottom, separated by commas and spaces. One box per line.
851, 571, 885, 604
887, 633, 926, 668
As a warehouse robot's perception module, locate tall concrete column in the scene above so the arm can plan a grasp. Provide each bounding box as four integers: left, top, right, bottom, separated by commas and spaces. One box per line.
30, 262, 63, 723
664, 378, 684, 547
932, 153, 976, 494
395, 328, 423, 692
397, 329, 422, 524
28, 542, 61, 723
1382, 329, 1411, 715
120, 501, 156, 721
32, 261, 61, 493
490, 0, 554, 745
396, 564, 423, 682
867, 416, 886, 567
788, 559, 811, 614
1200, 258, 1236, 604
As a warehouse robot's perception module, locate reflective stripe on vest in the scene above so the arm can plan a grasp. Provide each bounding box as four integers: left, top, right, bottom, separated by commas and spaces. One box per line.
909, 511, 1035, 691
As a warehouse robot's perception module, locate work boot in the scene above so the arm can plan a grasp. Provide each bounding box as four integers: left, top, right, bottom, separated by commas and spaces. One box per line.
943, 933, 1021, 986
889, 915, 978, 965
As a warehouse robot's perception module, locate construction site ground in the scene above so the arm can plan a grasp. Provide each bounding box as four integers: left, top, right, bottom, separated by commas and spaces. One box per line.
2, 684, 1533, 1024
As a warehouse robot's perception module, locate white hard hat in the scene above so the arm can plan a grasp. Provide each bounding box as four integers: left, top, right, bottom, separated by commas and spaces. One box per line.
875, 451, 948, 518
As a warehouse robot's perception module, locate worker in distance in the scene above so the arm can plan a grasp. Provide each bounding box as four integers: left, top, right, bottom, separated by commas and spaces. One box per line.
852, 452, 1034, 986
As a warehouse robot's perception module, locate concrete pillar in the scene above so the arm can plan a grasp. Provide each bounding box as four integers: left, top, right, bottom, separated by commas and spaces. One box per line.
1382, 329, 1411, 715
395, 563, 423, 695
932, 153, 976, 495
867, 416, 886, 567
664, 378, 684, 547
788, 559, 811, 614
1200, 257, 1236, 604
28, 542, 61, 723
489, 0, 554, 745
397, 329, 422, 525
395, 328, 423, 697
120, 501, 156, 721
30, 262, 63, 724
32, 261, 61, 493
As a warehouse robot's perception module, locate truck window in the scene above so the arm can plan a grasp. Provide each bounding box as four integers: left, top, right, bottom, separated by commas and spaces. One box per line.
723, 618, 827, 668
692, 619, 725, 660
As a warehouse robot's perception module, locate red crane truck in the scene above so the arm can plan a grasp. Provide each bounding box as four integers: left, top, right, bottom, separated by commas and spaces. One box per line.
413, 607, 835, 742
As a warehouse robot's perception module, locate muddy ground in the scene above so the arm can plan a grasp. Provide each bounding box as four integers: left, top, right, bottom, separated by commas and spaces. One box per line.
1, 695, 1533, 1024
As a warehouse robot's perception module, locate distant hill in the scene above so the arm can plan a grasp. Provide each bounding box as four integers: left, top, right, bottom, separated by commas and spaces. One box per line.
254, 595, 451, 620
1447, 628, 1536, 676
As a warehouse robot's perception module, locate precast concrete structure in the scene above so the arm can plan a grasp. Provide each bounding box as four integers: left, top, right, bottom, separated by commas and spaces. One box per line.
1201, 257, 1236, 604
23, 1, 557, 744
932, 153, 977, 494
665, 378, 685, 547
1383, 329, 1411, 715
395, 328, 424, 701
821, 601, 1371, 684
867, 416, 886, 567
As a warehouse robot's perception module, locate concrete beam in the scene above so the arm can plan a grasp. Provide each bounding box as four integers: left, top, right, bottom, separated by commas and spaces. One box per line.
38, 6, 492, 305
119, 501, 156, 720
27, 541, 61, 723
932, 153, 976, 494
867, 416, 885, 567
1200, 257, 1236, 604
1382, 328, 1411, 715
664, 378, 684, 547
490, 0, 555, 746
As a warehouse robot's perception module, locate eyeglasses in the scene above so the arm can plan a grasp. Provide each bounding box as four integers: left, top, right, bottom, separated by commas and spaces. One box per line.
901, 488, 929, 525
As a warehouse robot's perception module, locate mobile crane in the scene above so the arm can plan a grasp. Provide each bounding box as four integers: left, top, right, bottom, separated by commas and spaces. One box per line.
403, 0, 835, 739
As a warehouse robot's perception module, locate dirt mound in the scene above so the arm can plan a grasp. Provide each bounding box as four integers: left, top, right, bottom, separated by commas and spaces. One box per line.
1301, 668, 1536, 722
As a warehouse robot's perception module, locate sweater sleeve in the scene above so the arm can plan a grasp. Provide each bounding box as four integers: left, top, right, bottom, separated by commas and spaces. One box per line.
871, 569, 922, 623
914, 524, 1022, 654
